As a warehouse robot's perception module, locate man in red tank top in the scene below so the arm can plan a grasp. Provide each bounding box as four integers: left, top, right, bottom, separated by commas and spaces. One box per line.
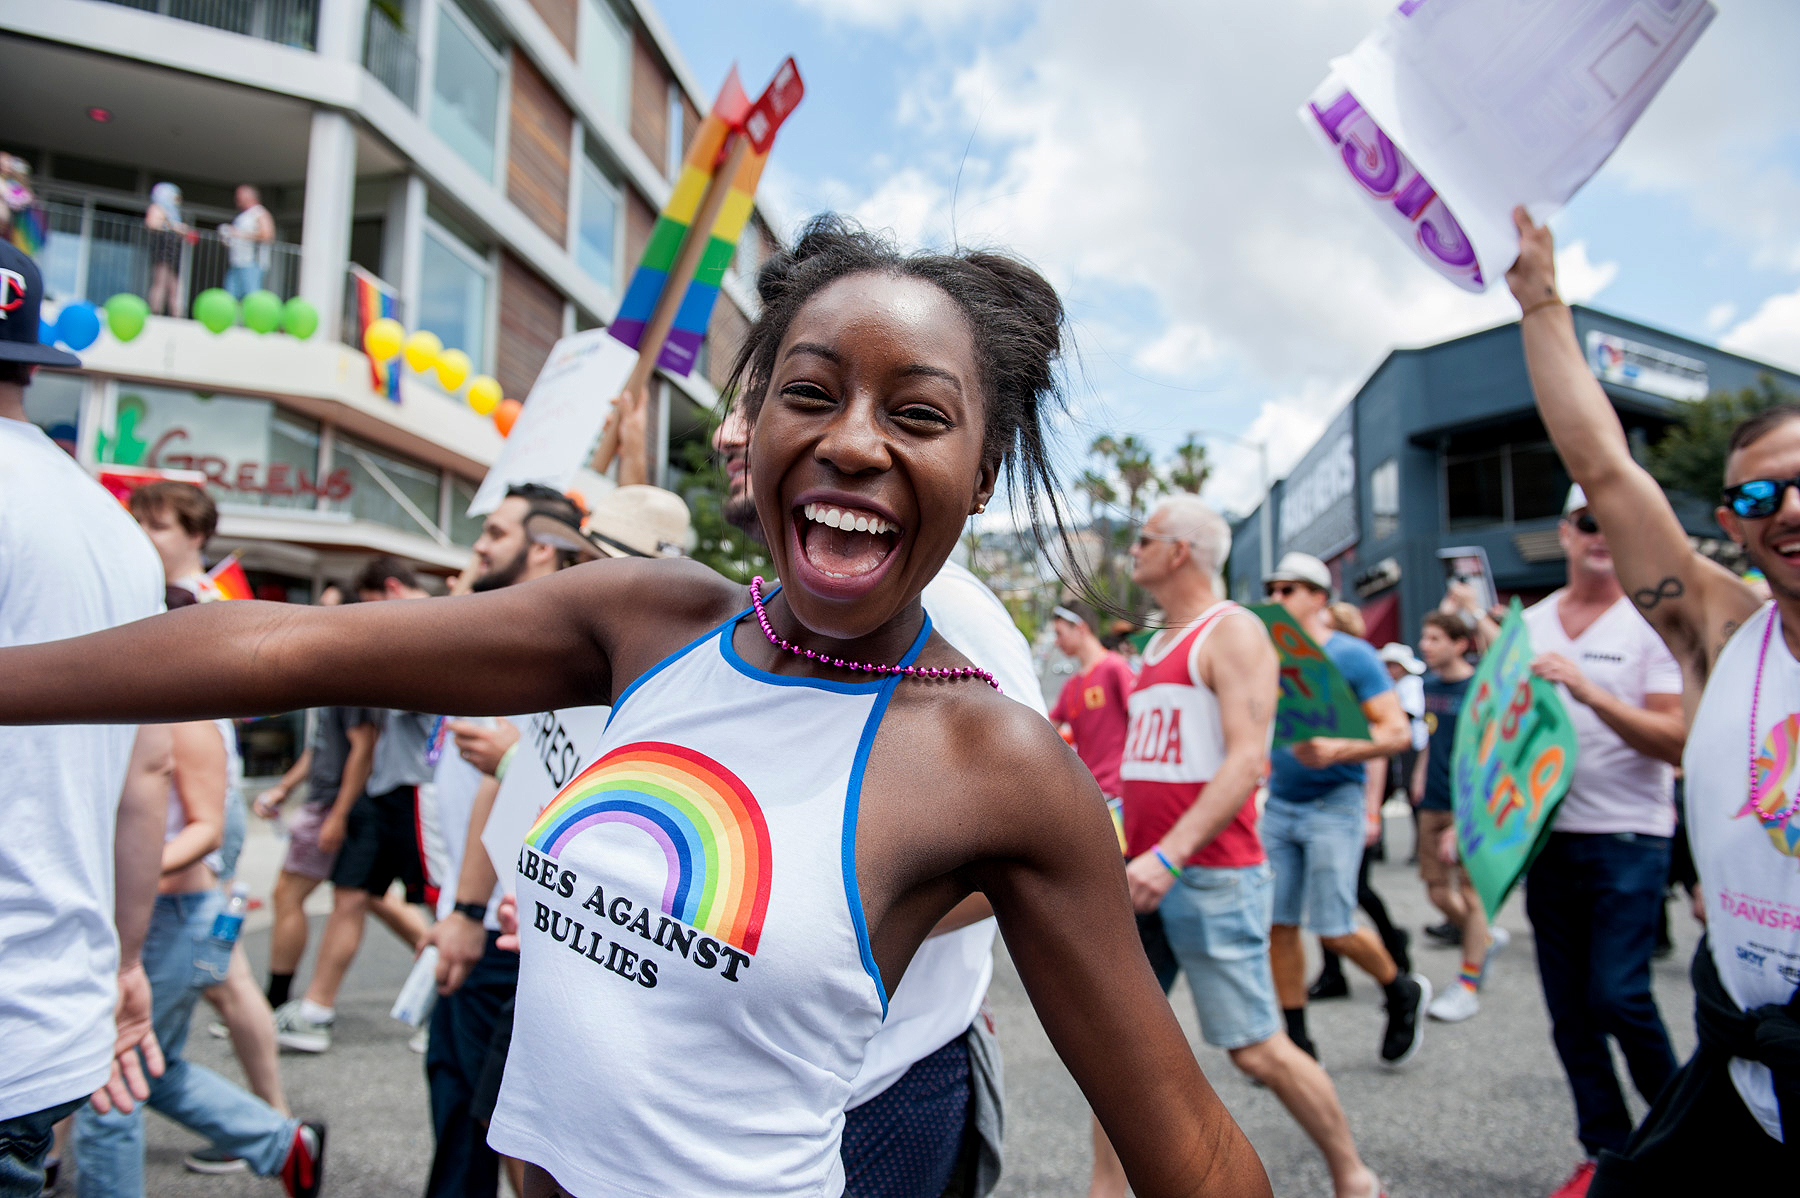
1087, 496, 1383, 1198
1048, 602, 1133, 801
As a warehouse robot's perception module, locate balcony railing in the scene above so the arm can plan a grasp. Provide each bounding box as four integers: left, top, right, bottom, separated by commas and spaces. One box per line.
97, 0, 319, 49
38, 199, 302, 314
364, 4, 420, 109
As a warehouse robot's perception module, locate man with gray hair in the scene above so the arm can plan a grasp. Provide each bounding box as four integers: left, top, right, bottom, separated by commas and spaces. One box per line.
1091, 496, 1383, 1198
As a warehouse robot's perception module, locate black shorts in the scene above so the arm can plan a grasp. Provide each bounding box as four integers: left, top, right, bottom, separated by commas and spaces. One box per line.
469, 995, 516, 1125
330, 785, 427, 901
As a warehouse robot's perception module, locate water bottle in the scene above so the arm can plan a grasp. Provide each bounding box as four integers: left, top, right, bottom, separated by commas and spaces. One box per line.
211, 884, 250, 945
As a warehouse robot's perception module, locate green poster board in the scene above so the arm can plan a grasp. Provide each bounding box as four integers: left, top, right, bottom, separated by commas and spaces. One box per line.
1449, 600, 1580, 917
1249, 604, 1371, 748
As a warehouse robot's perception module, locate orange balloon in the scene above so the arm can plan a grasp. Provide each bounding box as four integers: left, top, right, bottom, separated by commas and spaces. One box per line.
494, 398, 523, 437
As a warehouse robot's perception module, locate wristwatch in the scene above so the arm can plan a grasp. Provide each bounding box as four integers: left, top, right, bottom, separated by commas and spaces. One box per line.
452, 901, 489, 923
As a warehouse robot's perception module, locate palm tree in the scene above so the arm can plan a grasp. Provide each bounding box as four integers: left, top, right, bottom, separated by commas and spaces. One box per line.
1112, 434, 1159, 522
1169, 435, 1210, 494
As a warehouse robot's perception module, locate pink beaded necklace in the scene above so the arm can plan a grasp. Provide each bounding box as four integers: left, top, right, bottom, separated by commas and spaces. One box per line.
1748, 604, 1777, 797
750, 576, 999, 691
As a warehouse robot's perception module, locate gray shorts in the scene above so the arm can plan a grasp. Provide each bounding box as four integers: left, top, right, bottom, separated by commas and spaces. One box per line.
1141, 863, 1282, 1050
281, 802, 339, 881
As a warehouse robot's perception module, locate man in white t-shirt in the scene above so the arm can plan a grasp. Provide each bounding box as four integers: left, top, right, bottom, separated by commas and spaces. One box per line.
1520, 484, 1689, 1196
0, 243, 168, 1195
220, 185, 274, 300
715, 404, 1040, 1197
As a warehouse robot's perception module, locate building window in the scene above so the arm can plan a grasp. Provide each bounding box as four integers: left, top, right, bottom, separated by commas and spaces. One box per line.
419, 218, 492, 373
331, 432, 445, 539
1444, 440, 1569, 529
667, 82, 684, 176
1370, 457, 1399, 542
97, 385, 328, 512
450, 476, 486, 546
430, 0, 503, 180
579, 0, 629, 125
575, 147, 621, 291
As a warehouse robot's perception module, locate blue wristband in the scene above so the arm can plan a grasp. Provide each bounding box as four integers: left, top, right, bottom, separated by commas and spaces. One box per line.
1151, 845, 1181, 878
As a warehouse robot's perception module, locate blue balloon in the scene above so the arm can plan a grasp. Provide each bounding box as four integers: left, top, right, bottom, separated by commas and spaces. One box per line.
56, 302, 102, 351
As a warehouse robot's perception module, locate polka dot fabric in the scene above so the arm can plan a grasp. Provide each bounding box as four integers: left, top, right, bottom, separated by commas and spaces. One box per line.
840, 1034, 973, 1197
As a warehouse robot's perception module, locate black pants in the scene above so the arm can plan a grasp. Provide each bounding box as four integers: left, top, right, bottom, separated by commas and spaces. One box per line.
424, 934, 519, 1198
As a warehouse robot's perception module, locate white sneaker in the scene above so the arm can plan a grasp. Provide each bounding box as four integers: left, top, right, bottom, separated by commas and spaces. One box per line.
1428, 984, 1480, 1022
207, 1020, 230, 1039
273, 1001, 332, 1053
408, 1027, 429, 1054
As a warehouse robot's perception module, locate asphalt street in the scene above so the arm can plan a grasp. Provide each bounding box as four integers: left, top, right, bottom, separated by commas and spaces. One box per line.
131, 811, 1702, 1197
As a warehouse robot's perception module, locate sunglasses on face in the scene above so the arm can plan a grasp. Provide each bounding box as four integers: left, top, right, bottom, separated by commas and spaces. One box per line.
1266, 583, 1304, 598
1570, 513, 1600, 535
1723, 475, 1800, 520
1134, 532, 1184, 548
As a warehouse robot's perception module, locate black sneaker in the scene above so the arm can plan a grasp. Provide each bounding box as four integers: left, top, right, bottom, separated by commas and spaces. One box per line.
1380, 974, 1430, 1067
280, 1121, 326, 1198
1423, 921, 1461, 947
1308, 969, 1350, 1001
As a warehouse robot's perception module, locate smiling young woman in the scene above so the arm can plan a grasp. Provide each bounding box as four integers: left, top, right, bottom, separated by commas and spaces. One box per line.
0, 217, 1268, 1198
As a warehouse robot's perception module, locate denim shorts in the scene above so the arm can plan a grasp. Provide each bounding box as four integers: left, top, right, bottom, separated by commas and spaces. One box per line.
1138, 862, 1281, 1050
1264, 781, 1366, 937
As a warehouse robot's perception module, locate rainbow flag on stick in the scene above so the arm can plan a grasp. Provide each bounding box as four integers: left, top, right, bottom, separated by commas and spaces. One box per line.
199, 554, 253, 602
593, 59, 802, 472
351, 266, 401, 403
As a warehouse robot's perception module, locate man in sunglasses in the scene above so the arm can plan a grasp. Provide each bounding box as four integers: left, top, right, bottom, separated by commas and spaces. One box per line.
1515, 485, 1687, 1198
1510, 207, 1797, 1194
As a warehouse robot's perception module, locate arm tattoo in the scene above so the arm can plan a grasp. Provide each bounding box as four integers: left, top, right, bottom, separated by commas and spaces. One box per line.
1633, 577, 1685, 611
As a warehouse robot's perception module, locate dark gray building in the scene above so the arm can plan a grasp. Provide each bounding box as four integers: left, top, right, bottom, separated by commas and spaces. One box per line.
1227, 306, 1800, 648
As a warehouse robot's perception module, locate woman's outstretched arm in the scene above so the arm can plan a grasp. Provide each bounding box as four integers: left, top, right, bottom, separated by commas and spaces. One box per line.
0, 558, 720, 727
967, 718, 1271, 1198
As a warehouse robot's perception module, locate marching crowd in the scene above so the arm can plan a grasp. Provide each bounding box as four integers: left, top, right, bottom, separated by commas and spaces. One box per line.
0, 201, 1794, 1198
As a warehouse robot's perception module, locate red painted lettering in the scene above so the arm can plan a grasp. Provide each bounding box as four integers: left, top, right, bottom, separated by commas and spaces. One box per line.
265, 463, 295, 496
234, 462, 261, 493
1159, 710, 1183, 764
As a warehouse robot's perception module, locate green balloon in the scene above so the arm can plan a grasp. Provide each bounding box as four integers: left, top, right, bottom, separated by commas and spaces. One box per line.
104, 293, 149, 342
193, 288, 237, 334
241, 290, 282, 334
281, 296, 319, 341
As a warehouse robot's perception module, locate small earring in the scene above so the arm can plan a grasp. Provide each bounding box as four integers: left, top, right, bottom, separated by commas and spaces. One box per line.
975, 503, 986, 514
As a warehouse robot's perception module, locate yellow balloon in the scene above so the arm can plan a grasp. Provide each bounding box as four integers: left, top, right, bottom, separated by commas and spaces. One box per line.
466, 375, 503, 415
402, 330, 443, 374
435, 348, 472, 392
363, 317, 404, 362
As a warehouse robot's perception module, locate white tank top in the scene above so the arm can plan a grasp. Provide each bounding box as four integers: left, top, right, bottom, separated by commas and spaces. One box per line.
487, 598, 930, 1196
1685, 601, 1800, 1142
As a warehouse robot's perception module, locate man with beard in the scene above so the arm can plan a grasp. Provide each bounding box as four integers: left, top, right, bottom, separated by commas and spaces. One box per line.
418, 483, 590, 1198
712, 405, 1040, 1198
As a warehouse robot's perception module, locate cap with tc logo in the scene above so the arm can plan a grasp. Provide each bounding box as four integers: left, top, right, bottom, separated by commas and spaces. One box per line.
0, 241, 81, 368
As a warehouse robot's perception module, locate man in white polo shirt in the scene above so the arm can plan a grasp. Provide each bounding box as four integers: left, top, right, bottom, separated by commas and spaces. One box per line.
1520, 484, 1689, 1196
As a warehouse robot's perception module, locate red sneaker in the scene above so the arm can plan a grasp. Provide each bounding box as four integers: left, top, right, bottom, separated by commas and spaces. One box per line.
280, 1121, 326, 1198
1548, 1160, 1595, 1198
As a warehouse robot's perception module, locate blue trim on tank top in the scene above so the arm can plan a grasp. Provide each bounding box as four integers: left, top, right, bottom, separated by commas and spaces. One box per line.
841, 610, 934, 1017
604, 611, 749, 730
717, 584, 934, 695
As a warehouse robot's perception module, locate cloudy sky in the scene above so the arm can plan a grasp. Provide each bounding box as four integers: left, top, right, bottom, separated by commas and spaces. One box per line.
663, 0, 1800, 516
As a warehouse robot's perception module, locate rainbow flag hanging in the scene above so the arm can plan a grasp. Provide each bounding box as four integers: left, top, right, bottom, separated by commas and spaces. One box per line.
199, 555, 254, 602
609, 61, 800, 376
352, 269, 401, 403
8, 205, 45, 258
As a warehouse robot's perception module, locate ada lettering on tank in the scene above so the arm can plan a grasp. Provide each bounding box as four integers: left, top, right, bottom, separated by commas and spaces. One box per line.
1304, 82, 1484, 293
1449, 600, 1579, 916
517, 847, 752, 990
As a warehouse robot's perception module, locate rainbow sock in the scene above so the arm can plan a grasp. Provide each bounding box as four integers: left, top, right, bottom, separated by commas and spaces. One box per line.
1458, 963, 1482, 993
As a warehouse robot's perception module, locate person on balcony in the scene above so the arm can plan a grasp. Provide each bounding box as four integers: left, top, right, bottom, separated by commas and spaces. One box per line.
220, 186, 274, 300
144, 183, 192, 319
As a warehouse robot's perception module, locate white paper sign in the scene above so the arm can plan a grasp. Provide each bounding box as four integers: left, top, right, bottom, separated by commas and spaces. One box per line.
466, 332, 639, 515
1303, 0, 1714, 291
480, 705, 612, 894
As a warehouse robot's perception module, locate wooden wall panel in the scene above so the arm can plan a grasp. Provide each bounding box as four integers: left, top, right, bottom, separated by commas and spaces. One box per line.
523, 0, 577, 56
507, 51, 573, 243
628, 31, 669, 171
498, 252, 564, 401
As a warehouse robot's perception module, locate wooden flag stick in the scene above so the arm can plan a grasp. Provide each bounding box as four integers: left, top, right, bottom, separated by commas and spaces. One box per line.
592, 133, 755, 475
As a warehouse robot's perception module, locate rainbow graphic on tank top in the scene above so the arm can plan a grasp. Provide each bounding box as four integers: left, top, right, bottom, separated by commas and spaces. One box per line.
1743, 713, 1800, 859
525, 742, 773, 953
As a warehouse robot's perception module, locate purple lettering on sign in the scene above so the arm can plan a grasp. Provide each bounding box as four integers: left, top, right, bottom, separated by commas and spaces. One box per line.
1397, 0, 1429, 16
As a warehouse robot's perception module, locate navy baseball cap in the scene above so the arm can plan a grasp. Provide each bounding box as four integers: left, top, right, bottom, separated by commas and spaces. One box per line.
0, 241, 81, 367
